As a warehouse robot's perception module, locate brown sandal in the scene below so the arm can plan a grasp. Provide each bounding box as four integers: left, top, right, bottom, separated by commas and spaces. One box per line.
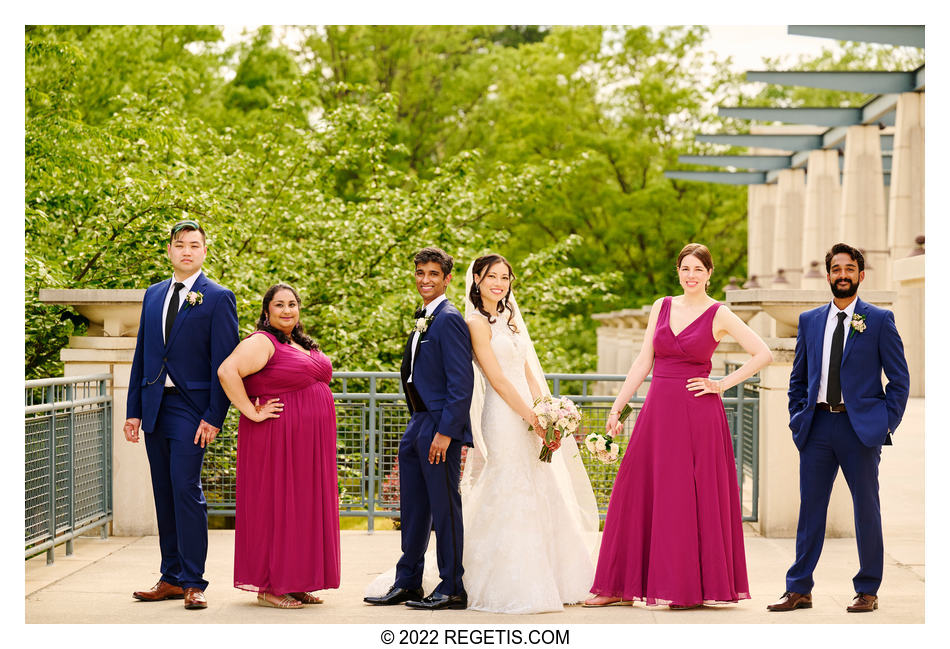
582, 595, 633, 607
288, 592, 323, 604
256, 593, 304, 609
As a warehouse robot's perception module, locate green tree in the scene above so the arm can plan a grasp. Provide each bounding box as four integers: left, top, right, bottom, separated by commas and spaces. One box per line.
297, 24, 750, 336
454, 26, 750, 304
26, 25, 615, 378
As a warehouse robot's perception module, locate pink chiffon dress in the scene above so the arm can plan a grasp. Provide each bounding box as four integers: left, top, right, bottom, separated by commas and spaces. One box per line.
233, 331, 341, 594
590, 297, 749, 606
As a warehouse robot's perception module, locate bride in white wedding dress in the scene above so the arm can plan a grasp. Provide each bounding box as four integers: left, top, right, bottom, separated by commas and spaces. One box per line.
459, 254, 598, 613
366, 254, 599, 614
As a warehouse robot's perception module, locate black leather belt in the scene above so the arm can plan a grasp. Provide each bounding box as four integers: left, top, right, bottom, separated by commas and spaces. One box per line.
405, 382, 427, 412
816, 402, 846, 413
163, 386, 180, 395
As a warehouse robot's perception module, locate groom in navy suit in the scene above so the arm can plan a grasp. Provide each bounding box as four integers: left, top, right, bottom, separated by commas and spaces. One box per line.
124, 220, 238, 610
364, 247, 474, 610
768, 243, 909, 614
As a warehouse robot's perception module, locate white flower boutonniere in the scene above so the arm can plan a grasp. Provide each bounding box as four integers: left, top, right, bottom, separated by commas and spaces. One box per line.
413, 314, 435, 334
849, 313, 866, 338
184, 291, 204, 308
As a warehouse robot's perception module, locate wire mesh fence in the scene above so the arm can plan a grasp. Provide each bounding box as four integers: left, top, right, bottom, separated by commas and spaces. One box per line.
25, 374, 113, 564
202, 371, 759, 527
22, 369, 757, 559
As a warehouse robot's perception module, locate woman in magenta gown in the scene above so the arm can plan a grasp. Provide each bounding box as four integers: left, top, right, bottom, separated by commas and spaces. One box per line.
585, 244, 772, 609
218, 283, 341, 609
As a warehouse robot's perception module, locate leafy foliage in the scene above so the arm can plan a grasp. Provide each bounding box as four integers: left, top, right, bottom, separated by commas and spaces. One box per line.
26, 26, 919, 379
26, 25, 618, 378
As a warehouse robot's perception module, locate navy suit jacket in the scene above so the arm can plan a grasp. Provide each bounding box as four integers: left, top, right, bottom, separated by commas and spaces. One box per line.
788, 297, 909, 450
400, 299, 474, 446
127, 272, 239, 434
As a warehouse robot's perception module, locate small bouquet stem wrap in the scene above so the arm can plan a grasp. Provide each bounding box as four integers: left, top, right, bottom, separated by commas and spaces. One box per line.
529, 396, 582, 463
584, 404, 633, 463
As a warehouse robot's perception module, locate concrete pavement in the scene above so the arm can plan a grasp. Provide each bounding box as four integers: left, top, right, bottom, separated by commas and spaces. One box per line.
26, 399, 925, 626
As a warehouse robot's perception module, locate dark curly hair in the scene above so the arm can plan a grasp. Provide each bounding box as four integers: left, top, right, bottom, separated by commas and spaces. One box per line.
824, 242, 865, 272
255, 284, 319, 351
468, 254, 518, 333
413, 247, 454, 276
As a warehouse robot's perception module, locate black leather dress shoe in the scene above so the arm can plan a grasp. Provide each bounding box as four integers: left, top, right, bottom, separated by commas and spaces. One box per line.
363, 586, 425, 606
405, 591, 468, 610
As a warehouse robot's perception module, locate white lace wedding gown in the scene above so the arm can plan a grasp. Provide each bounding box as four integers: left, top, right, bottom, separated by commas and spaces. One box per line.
365, 313, 597, 614
461, 315, 595, 613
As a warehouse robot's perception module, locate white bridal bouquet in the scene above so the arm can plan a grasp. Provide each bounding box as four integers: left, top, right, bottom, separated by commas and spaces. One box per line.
529, 396, 582, 463
585, 404, 633, 464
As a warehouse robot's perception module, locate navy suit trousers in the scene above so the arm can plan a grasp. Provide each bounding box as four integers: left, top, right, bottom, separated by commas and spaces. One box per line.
786, 409, 883, 595
143, 393, 209, 590
393, 411, 464, 596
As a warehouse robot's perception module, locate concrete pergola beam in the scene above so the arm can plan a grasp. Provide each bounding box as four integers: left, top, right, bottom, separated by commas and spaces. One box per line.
711, 94, 901, 182
745, 69, 924, 94
787, 25, 925, 48
696, 133, 823, 150
664, 171, 767, 185
769, 134, 893, 183
677, 155, 791, 170
665, 170, 890, 187
718, 107, 863, 127
680, 153, 891, 174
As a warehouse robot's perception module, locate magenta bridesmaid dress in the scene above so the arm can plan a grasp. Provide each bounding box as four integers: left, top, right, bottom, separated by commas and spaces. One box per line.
233, 331, 341, 594
590, 297, 749, 606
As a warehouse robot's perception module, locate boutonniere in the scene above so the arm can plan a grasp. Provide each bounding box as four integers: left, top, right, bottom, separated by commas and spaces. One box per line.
849, 313, 866, 338
184, 291, 203, 308
413, 314, 435, 334
412, 315, 435, 334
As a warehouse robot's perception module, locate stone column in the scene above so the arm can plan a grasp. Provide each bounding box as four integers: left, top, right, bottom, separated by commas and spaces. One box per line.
773, 169, 806, 288
748, 184, 777, 289
608, 321, 629, 375
39, 289, 158, 536
593, 313, 617, 375
888, 92, 925, 261
840, 125, 889, 289
593, 313, 630, 396
893, 254, 925, 397
801, 150, 841, 290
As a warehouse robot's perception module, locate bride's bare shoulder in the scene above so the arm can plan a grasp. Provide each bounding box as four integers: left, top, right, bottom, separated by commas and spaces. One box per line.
466, 313, 491, 335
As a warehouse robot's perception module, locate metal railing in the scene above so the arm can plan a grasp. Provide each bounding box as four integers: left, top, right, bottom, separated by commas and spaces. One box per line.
25, 374, 113, 564
203, 371, 760, 528
724, 361, 761, 522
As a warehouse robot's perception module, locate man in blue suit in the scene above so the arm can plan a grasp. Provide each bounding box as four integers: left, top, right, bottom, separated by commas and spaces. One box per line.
768, 243, 909, 614
364, 247, 474, 610
124, 220, 239, 610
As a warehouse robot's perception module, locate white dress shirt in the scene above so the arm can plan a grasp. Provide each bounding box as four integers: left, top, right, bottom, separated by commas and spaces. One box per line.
162, 270, 202, 386
817, 298, 857, 404
408, 293, 447, 383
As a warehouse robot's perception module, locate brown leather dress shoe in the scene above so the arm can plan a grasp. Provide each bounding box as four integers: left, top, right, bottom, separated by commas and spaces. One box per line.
766, 591, 812, 611
132, 580, 185, 602
183, 587, 208, 610
847, 593, 878, 612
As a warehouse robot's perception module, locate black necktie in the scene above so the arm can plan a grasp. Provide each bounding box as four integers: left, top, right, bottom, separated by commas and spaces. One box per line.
827, 311, 847, 406
165, 282, 185, 343
414, 307, 425, 319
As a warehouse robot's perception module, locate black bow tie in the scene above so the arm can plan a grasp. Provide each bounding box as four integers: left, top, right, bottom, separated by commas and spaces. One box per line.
414, 307, 426, 319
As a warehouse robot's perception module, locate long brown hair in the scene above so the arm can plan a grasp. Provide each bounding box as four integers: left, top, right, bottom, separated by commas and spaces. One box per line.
468, 254, 518, 333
